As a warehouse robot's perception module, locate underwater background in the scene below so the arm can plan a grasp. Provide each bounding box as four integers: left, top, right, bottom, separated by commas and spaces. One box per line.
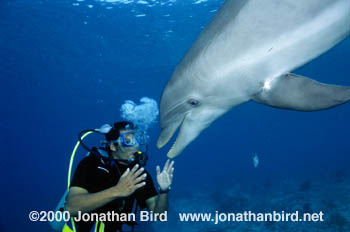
1, 0, 349, 231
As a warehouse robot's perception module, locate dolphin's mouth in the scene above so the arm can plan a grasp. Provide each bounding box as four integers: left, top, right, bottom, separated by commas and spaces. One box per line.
157, 116, 186, 158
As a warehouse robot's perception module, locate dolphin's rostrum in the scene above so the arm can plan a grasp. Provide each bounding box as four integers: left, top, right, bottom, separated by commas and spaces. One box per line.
157, 0, 350, 158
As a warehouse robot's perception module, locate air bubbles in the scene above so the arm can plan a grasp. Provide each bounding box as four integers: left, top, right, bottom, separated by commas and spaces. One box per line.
120, 97, 159, 145
120, 97, 158, 130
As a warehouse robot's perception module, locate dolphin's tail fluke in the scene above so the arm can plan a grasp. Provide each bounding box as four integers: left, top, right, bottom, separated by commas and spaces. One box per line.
252, 73, 350, 111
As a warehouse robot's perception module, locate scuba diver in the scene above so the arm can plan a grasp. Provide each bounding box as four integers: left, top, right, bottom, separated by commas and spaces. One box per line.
64, 121, 174, 232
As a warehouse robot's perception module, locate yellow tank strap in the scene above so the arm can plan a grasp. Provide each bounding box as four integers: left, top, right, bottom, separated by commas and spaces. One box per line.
99, 222, 105, 232
62, 223, 73, 232
71, 219, 76, 232
92, 221, 105, 232
61, 218, 76, 232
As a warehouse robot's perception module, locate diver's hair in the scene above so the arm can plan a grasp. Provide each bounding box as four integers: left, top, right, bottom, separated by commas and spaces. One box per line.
105, 121, 135, 141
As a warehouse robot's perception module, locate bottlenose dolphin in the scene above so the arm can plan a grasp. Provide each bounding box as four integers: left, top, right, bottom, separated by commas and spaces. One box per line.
157, 0, 350, 158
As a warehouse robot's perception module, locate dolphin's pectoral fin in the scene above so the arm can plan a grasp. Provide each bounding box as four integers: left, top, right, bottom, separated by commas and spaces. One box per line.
252, 73, 350, 111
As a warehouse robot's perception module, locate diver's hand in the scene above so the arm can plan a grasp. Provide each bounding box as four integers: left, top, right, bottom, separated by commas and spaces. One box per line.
113, 164, 147, 198
156, 159, 174, 192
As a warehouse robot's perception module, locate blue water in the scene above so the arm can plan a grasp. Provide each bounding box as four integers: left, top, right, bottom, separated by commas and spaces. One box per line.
1, 0, 349, 231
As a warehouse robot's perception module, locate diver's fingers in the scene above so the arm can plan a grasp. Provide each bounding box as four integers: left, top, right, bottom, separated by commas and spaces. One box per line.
163, 159, 170, 171
121, 168, 130, 178
129, 164, 140, 176
169, 167, 174, 176
170, 168, 174, 181
134, 173, 147, 184
134, 182, 146, 190
156, 166, 161, 176
167, 160, 174, 173
133, 166, 145, 179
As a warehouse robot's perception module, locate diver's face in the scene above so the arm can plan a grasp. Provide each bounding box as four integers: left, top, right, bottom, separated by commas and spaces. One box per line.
110, 129, 139, 160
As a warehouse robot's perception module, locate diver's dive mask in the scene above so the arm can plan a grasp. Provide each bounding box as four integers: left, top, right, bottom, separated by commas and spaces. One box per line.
112, 131, 140, 148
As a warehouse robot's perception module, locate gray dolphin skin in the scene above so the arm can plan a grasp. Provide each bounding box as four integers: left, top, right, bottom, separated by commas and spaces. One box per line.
157, 0, 350, 158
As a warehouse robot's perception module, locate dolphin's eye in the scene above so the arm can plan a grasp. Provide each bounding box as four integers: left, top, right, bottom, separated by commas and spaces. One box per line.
188, 99, 200, 106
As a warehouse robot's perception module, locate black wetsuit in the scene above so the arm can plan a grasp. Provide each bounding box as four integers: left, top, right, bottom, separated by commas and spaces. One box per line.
70, 149, 158, 232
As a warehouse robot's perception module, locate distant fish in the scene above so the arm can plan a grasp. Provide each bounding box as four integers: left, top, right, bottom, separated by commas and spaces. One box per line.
252, 153, 259, 168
